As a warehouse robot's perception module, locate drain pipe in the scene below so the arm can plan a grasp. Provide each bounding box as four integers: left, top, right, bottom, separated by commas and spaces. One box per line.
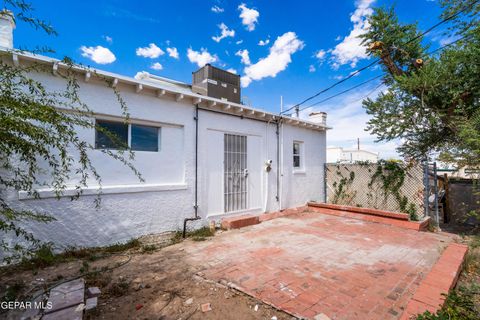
275, 117, 281, 203
183, 105, 200, 237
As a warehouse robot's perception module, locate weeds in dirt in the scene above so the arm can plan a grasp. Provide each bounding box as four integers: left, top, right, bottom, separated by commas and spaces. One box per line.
142, 244, 157, 253
85, 271, 112, 288
103, 239, 141, 253
1, 281, 24, 303
108, 278, 130, 297
416, 284, 480, 319
171, 227, 215, 244
79, 261, 90, 274
19, 244, 57, 269
6, 238, 142, 273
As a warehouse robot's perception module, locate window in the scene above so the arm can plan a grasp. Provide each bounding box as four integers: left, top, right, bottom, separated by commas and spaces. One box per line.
131, 124, 159, 152
95, 120, 128, 150
293, 142, 302, 169
95, 120, 160, 152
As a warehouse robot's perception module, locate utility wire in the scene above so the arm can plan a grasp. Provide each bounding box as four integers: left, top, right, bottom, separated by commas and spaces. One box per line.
303, 75, 383, 109
290, 33, 474, 115
281, 0, 480, 115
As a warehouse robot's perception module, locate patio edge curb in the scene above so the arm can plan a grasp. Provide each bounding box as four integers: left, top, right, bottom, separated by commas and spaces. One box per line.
307, 203, 430, 231
399, 242, 468, 319
307, 202, 409, 220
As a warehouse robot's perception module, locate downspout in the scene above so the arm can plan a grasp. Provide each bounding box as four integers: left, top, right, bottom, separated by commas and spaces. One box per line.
183, 105, 200, 237
279, 117, 284, 210
276, 117, 281, 203
263, 119, 273, 212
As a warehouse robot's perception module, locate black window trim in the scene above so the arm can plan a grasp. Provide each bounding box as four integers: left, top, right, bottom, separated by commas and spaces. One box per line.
94, 119, 161, 152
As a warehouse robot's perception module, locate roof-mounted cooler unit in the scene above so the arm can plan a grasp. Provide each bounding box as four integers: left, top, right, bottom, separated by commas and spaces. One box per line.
192, 64, 241, 104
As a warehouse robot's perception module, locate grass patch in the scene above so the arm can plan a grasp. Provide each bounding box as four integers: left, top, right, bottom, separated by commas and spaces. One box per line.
171, 226, 215, 243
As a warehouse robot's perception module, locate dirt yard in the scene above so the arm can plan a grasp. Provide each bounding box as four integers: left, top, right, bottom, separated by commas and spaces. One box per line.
0, 234, 291, 320
1, 212, 477, 320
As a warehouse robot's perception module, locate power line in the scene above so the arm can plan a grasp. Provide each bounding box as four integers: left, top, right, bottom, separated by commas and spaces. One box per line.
303, 75, 383, 109
281, 0, 479, 115
289, 33, 474, 116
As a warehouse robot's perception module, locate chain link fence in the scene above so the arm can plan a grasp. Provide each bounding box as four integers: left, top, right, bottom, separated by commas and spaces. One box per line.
325, 161, 434, 221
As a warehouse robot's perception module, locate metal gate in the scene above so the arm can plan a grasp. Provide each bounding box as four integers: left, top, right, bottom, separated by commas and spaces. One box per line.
224, 134, 248, 212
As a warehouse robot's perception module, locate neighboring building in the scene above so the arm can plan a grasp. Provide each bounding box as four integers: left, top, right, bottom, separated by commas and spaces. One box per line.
436, 162, 480, 179
1, 13, 329, 250
327, 146, 379, 163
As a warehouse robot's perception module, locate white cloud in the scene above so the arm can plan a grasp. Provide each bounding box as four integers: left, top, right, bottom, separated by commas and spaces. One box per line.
330, 0, 375, 68
80, 45, 116, 64
299, 83, 399, 159
212, 23, 235, 43
134, 71, 149, 80
166, 47, 179, 59
211, 5, 224, 13
236, 40, 244, 45
103, 35, 113, 44
136, 43, 164, 58
240, 32, 304, 87
258, 38, 270, 46
235, 49, 251, 65
227, 68, 237, 74
315, 49, 326, 61
309, 65, 316, 73
187, 48, 218, 67
238, 3, 259, 31
151, 62, 163, 70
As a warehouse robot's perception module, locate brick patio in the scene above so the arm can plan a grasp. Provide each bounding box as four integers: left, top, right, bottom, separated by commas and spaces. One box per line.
184, 210, 456, 319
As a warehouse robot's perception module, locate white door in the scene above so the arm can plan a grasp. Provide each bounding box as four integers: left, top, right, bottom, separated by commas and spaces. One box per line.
206, 131, 262, 216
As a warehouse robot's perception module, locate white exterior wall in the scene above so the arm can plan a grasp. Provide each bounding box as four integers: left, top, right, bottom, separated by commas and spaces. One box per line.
4, 70, 327, 251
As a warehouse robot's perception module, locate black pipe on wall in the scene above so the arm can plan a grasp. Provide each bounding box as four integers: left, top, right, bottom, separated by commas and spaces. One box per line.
183, 105, 200, 237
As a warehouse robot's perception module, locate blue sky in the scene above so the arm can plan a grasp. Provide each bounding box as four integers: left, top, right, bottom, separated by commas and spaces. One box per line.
13, 0, 448, 158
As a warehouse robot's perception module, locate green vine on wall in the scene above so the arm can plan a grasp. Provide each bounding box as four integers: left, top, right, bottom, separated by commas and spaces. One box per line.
368, 160, 419, 221
332, 168, 357, 205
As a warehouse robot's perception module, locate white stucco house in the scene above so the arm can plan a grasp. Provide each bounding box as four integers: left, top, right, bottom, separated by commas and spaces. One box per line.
327, 147, 379, 164
1, 12, 329, 250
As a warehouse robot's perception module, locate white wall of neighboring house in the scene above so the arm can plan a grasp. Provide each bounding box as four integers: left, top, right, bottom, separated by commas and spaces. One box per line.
327, 147, 379, 163
2, 52, 328, 252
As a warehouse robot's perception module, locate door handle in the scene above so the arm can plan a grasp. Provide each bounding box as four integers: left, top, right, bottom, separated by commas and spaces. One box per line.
243, 169, 249, 178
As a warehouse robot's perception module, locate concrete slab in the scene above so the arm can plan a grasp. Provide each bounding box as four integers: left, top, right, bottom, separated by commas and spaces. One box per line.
42, 305, 83, 320
45, 279, 85, 314
184, 210, 454, 319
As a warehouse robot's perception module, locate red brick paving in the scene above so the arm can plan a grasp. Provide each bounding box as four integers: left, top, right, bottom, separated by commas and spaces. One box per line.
184, 210, 455, 319
400, 243, 468, 320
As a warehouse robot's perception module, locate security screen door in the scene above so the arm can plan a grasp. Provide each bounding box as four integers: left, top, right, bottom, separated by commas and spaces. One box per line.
224, 134, 248, 212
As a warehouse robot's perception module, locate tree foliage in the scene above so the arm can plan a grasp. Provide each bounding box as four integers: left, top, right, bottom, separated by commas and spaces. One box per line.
360, 0, 480, 168
0, 2, 140, 262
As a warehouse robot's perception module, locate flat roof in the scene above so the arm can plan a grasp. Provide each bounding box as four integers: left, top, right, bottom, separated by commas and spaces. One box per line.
1, 49, 331, 131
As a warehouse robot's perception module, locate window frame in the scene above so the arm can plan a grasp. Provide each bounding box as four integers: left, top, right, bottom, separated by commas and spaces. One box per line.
131, 124, 160, 152
94, 119, 161, 152
293, 141, 305, 172
94, 119, 129, 150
